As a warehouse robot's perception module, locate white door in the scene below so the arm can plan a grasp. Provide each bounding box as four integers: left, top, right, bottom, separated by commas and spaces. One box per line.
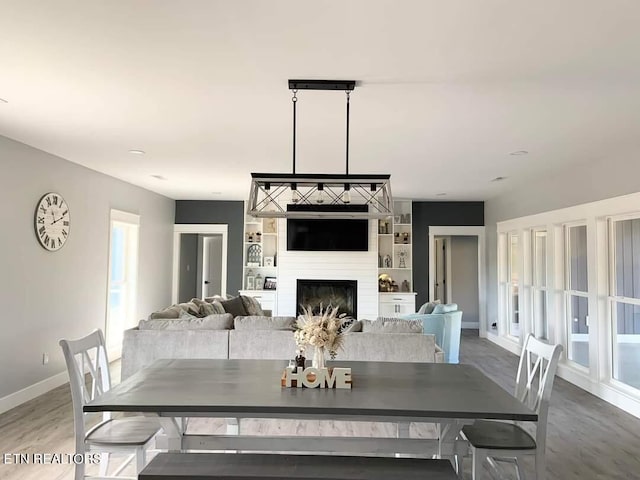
201, 234, 223, 298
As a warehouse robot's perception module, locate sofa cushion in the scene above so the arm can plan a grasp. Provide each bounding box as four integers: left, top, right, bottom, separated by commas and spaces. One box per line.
417, 300, 441, 315
220, 296, 249, 317
148, 304, 182, 319
234, 316, 296, 331
138, 313, 233, 330
363, 318, 423, 334
432, 303, 458, 314
240, 295, 265, 316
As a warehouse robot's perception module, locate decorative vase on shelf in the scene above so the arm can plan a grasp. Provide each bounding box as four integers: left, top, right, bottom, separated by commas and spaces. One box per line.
312, 346, 326, 369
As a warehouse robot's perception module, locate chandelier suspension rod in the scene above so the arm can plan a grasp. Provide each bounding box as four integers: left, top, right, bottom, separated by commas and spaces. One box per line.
292, 89, 298, 175
346, 90, 350, 175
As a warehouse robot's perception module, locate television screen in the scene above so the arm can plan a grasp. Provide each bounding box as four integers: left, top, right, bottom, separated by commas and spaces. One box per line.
287, 218, 369, 251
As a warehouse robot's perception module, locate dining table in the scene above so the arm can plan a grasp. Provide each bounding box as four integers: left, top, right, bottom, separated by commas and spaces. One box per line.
85, 359, 536, 474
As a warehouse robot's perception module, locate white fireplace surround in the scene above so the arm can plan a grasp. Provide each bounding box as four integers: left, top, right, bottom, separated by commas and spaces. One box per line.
276, 219, 379, 319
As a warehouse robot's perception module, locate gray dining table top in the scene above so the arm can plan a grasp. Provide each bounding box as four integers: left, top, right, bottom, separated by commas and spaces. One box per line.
85, 359, 536, 422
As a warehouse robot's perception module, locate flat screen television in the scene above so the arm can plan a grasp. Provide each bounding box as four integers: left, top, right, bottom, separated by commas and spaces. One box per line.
287, 218, 369, 251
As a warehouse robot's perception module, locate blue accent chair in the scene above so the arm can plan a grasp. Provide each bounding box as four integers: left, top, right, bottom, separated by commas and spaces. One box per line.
403, 307, 463, 363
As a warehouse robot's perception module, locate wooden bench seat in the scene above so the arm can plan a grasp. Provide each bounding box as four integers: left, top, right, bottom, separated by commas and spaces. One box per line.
139, 452, 457, 479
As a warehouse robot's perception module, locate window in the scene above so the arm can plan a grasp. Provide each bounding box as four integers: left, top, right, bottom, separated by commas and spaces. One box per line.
508, 233, 520, 338
565, 224, 589, 368
106, 210, 140, 354
609, 217, 640, 390
532, 230, 548, 339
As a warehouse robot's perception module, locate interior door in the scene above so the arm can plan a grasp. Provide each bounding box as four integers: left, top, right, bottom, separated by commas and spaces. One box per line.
201, 234, 223, 298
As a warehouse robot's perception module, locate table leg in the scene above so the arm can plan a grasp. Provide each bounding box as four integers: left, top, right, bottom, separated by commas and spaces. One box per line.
154, 417, 183, 452
438, 420, 468, 478
395, 422, 411, 458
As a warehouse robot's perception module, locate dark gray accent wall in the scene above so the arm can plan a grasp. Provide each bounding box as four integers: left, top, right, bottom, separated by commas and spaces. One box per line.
175, 201, 244, 295
412, 202, 484, 307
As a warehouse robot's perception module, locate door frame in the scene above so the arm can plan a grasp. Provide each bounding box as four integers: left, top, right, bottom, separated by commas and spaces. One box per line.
428, 226, 486, 336
172, 224, 228, 304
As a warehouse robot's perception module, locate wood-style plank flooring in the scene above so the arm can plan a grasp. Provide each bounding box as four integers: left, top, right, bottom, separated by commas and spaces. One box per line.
1, 331, 639, 479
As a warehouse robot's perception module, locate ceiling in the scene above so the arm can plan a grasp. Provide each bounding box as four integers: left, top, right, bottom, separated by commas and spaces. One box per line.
1, 1, 639, 201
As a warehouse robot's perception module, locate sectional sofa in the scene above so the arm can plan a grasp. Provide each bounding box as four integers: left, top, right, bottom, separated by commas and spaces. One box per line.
121, 315, 445, 380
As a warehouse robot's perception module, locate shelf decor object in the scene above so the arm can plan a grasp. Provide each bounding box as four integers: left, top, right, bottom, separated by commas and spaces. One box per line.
247, 80, 393, 219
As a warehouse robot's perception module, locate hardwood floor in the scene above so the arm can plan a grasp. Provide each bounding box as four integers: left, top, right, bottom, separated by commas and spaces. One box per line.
1, 332, 639, 479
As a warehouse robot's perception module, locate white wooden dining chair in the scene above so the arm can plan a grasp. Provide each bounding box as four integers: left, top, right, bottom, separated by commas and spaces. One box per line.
457, 334, 562, 480
60, 329, 161, 480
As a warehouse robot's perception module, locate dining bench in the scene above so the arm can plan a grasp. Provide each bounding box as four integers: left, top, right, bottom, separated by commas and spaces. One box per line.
139, 452, 458, 479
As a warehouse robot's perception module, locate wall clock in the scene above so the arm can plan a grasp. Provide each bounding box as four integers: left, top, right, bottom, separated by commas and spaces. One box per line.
34, 192, 70, 251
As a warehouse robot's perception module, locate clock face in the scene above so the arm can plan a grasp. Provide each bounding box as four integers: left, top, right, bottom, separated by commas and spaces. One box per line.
34, 192, 70, 251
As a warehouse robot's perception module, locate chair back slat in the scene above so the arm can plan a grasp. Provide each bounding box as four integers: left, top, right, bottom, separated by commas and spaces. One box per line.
514, 334, 562, 450
59, 330, 112, 454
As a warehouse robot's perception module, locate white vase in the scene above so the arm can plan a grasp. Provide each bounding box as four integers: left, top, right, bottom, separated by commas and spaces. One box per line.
312, 346, 326, 369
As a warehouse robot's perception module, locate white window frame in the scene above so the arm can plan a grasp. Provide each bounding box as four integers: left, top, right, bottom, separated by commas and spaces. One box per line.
507, 232, 521, 340
531, 229, 549, 340
563, 221, 590, 373
105, 209, 140, 359
607, 212, 640, 394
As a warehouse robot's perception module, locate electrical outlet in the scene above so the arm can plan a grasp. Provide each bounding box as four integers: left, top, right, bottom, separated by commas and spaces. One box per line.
42, 353, 49, 365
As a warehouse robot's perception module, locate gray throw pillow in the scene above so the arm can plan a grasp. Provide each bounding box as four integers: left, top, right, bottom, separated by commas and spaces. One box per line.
220, 296, 249, 317
417, 300, 441, 314
240, 295, 265, 316
234, 316, 296, 331
148, 304, 182, 319
362, 318, 423, 334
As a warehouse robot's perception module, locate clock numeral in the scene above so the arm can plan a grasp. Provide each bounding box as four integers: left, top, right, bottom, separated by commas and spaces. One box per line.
63, 221, 69, 226
57, 238, 63, 247
61, 209, 68, 217
53, 196, 58, 205
62, 229, 68, 238
39, 205, 47, 214
44, 235, 50, 245
39, 226, 46, 236
37, 216, 45, 224
46, 197, 52, 207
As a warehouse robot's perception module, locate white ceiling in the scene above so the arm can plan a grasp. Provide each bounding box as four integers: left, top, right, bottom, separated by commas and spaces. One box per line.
1, 1, 639, 201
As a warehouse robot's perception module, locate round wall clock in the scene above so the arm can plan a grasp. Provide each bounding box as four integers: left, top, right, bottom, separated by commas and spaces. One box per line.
34, 192, 70, 251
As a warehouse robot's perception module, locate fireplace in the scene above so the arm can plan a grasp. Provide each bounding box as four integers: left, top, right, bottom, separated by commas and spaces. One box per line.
296, 280, 357, 318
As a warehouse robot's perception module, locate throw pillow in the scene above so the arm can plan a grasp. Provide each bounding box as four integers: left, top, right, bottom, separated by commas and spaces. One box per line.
417, 299, 441, 315
148, 304, 182, 319
362, 318, 423, 334
432, 303, 458, 314
220, 296, 249, 317
209, 300, 226, 314
240, 295, 265, 316
192, 298, 216, 316
234, 316, 296, 331
177, 301, 202, 317
340, 318, 362, 333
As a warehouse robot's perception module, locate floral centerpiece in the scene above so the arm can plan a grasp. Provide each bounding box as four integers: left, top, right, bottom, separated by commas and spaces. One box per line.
294, 305, 349, 369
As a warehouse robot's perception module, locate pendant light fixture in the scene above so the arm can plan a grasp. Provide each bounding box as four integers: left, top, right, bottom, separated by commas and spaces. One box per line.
247, 80, 393, 219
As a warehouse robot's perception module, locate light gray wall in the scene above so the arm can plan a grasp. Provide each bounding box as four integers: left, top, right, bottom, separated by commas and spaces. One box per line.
0, 135, 175, 400
450, 236, 479, 325
485, 153, 640, 329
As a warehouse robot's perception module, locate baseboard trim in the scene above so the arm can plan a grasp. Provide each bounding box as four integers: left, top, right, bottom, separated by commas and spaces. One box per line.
0, 371, 68, 415
462, 322, 479, 329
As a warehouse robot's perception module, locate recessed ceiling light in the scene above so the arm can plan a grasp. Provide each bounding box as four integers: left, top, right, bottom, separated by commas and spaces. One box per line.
436, 192, 447, 197
509, 150, 528, 156
151, 174, 166, 180
0, 98, 8, 104
128, 149, 145, 155
491, 176, 507, 182
211, 191, 222, 195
